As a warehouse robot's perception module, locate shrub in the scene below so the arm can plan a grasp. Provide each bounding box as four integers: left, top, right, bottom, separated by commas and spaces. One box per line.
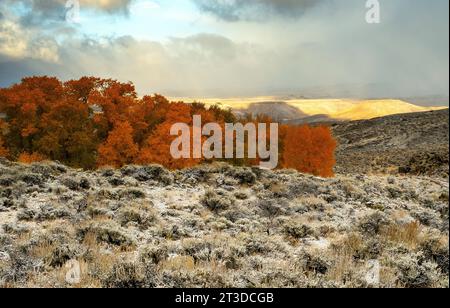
140, 244, 169, 265
395, 252, 441, 288
182, 239, 214, 262
283, 221, 314, 239
301, 252, 330, 275
19, 173, 44, 186
108, 177, 125, 186
103, 262, 157, 288
258, 199, 285, 219
60, 177, 81, 191
0, 176, 14, 187
36, 243, 78, 268
77, 222, 133, 247
35, 204, 72, 222
123, 165, 174, 185
17, 208, 37, 221
118, 188, 146, 199
226, 168, 256, 185
30, 162, 67, 177
234, 191, 249, 200
117, 206, 156, 230
359, 212, 390, 236
420, 239, 449, 274
201, 189, 234, 213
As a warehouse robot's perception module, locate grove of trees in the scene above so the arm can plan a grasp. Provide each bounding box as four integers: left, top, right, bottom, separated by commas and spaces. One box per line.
0, 76, 337, 177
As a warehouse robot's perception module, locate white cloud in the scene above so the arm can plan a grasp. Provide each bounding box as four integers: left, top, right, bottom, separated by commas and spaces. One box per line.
129, 0, 160, 16
0, 20, 28, 59
0, 19, 60, 63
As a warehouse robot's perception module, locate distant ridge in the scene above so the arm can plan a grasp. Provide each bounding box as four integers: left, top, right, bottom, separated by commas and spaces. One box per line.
331, 100, 446, 121
173, 96, 447, 123
230, 99, 446, 123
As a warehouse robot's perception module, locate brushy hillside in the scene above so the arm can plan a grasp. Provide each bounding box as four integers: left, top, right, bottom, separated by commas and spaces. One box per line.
332, 109, 449, 177
0, 159, 448, 288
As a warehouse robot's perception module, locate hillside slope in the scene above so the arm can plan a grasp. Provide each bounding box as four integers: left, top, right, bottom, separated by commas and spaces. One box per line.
179, 97, 446, 122
332, 100, 445, 121
332, 109, 449, 177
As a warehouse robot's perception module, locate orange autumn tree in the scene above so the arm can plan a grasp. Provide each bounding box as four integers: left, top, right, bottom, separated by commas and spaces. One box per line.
0, 79, 50, 155
35, 99, 97, 169
0, 136, 8, 158
97, 121, 139, 168
0, 119, 8, 158
17, 152, 47, 164
280, 125, 337, 177
138, 102, 201, 169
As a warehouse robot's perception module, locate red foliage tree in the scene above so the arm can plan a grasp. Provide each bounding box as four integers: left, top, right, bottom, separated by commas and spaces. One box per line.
0, 120, 8, 158
0, 76, 64, 156
137, 102, 201, 169
280, 125, 336, 177
0, 137, 8, 158
17, 152, 46, 164
35, 100, 97, 169
97, 121, 139, 168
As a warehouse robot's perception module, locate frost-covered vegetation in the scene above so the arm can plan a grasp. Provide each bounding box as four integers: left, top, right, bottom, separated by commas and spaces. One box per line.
0, 159, 448, 288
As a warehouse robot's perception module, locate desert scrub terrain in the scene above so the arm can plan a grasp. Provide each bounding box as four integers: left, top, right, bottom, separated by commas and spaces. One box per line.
333, 109, 449, 177
0, 158, 448, 288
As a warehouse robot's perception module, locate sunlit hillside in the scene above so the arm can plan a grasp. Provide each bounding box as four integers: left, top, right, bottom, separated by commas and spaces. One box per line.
170, 96, 279, 110
172, 97, 447, 121
331, 100, 446, 120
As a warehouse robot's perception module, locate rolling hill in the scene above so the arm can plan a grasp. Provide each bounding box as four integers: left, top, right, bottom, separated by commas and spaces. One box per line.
331, 100, 445, 121
332, 109, 449, 176
173, 96, 447, 122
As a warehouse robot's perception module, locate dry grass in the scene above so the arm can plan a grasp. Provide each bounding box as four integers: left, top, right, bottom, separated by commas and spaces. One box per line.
382, 222, 422, 249
161, 256, 196, 271
31, 240, 55, 261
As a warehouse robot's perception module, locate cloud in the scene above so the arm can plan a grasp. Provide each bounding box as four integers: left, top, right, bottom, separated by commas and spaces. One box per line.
0, 0, 448, 101
192, 0, 325, 21
81, 0, 135, 14
169, 34, 238, 61
0, 0, 135, 62
1, 0, 134, 28
0, 19, 60, 62
28, 0, 134, 15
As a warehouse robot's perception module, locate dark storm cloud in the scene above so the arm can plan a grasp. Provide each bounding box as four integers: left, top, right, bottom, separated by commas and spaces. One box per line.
5, 0, 134, 28
0, 55, 60, 86
20, 0, 67, 27
27, 0, 134, 14
192, 0, 325, 21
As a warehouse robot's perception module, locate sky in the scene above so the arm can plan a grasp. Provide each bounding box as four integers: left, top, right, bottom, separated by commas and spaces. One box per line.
0, 0, 449, 100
